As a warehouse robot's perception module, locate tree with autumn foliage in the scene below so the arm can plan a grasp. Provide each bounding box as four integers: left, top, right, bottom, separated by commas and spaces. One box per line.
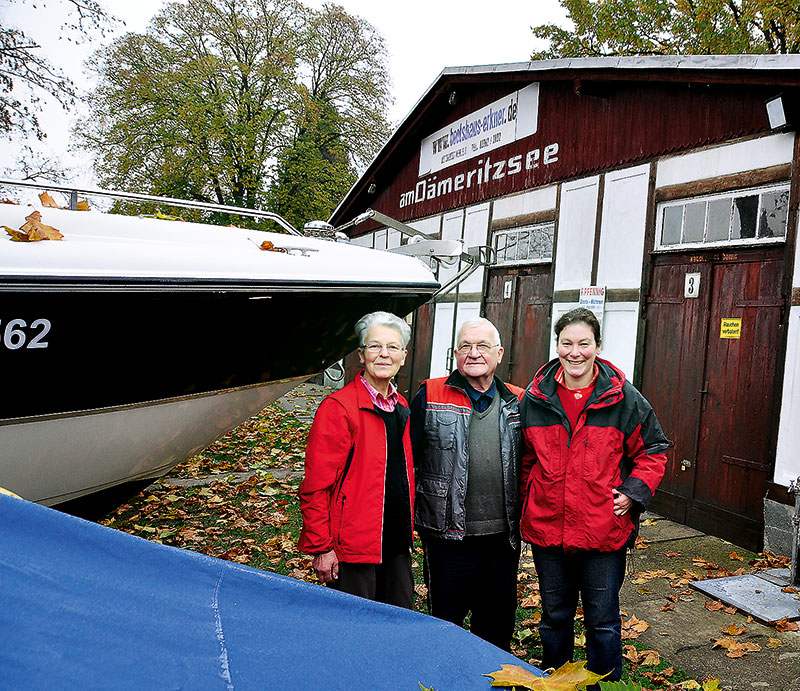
268, 3, 392, 226
531, 0, 800, 58
79, 0, 391, 224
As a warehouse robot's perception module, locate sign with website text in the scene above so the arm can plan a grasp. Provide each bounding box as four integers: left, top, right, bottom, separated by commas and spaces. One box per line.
418, 83, 540, 177
720, 317, 742, 339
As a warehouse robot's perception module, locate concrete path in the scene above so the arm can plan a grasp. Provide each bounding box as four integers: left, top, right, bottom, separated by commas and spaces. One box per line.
616, 514, 800, 690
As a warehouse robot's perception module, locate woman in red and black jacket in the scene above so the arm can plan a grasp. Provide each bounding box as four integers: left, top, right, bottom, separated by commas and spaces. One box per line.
298, 311, 415, 608
519, 308, 669, 684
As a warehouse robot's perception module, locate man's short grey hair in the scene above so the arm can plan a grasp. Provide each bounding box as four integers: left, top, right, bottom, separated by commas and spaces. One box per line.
457, 317, 501, 347
355, 311, 411, 348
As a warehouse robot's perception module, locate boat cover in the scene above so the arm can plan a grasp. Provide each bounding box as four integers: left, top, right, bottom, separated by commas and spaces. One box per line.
0, 494, 542, 689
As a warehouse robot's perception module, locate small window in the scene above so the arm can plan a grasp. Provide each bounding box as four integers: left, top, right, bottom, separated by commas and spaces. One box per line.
493, 222, 554, 265
656, 184, 789, 249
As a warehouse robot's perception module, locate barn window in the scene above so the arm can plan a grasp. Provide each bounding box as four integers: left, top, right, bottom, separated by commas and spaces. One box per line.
493, 222, 554, 265
656, 184, 789, 249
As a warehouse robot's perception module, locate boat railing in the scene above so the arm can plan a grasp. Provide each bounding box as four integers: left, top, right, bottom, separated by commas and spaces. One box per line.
0, 178, 303, 236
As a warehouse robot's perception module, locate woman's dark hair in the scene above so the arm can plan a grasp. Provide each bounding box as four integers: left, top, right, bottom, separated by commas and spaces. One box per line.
554, 308, 602, 345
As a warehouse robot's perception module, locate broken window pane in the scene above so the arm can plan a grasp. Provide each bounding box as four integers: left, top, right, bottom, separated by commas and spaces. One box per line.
731, 195, 759, 239
758, 189, 788, 238
529, 225, 554, 260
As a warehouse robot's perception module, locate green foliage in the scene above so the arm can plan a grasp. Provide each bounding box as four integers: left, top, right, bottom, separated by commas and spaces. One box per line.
532, 0, 800, 58
79, 0, 391, 217
598, 682, 643, 690
268, 97, 357, 228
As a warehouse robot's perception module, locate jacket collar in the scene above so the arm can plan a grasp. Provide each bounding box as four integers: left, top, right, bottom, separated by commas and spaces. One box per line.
445, 369, 518, 403
526, 357, 625, 406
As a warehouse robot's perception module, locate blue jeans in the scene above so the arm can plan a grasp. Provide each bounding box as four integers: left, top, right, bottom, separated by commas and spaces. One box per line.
530, 545, 627, 683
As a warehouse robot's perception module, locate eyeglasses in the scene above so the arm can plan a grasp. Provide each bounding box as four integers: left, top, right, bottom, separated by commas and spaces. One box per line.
456, 342, 499, 354
362, 343, 405, 354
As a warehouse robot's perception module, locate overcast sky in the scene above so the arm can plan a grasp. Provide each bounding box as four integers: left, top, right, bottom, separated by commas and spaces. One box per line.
1, 0, 568, 186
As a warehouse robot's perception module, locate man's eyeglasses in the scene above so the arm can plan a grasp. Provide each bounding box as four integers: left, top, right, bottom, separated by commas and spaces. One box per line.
456, 342, 499, 354
362, 343, 404, 354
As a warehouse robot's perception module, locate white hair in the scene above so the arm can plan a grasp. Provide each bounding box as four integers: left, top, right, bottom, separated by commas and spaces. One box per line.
354, 311, 411, 347
456, 317, 501, 347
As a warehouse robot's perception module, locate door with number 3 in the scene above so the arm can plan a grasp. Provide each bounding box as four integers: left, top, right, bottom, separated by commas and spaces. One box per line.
640, 248, 784, 550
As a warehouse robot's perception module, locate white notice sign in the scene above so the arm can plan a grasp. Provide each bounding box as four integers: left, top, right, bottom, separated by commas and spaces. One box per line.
579, 286, 606, 329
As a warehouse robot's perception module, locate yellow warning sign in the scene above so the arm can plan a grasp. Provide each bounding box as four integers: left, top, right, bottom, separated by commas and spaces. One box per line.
720, 317, 742, 339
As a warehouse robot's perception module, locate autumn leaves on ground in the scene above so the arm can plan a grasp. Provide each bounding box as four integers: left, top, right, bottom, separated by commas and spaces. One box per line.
101, 398, 793, 690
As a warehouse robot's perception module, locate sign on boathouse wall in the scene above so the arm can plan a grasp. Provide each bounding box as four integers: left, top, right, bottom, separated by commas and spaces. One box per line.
376, 80, 773, 222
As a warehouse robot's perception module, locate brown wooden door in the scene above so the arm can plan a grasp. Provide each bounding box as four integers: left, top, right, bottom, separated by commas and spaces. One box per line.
484, 265, 553, 390
641, 248, 784, 550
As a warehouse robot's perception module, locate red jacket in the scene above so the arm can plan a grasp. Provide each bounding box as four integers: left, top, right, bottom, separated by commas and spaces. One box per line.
519, 357, 669, 552
298, 377, 415, 563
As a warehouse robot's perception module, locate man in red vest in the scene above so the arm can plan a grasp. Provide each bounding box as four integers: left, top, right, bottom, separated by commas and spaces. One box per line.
410, 317, 523, 650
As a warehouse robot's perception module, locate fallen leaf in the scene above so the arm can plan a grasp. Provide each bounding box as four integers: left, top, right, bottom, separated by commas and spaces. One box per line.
486, 661, 607, 689
773, 617, 799, 632
16, 211, 64, 241
705, 600, 724, 612
766, 638, 782, 648
38, 191, 62, 208
721, 624, 746, 636
660, 603, 675, 612
520, 593, 542, 608
728, 551, 744, 562
712, 637, 761, 657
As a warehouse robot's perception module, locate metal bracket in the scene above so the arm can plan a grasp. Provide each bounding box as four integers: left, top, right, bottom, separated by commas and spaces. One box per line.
789, 477, 800, 586
335, 209, 497, 298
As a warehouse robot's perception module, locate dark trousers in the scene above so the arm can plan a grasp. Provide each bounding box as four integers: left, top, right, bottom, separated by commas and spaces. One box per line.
328, 550, 414, 609
531, 545, 627, 684
422, 534, 520, 651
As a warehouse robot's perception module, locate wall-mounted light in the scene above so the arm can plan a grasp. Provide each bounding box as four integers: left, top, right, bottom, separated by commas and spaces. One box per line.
367, 182, 377, 194
766, 95, 787, 129
448, 91, 458, 106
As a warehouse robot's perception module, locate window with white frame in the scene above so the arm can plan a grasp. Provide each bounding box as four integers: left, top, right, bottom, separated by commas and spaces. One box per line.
656, 184, 789, 249
493, 222, 554, 265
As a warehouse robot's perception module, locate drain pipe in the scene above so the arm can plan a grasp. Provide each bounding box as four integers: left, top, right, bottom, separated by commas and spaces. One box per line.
790, 477, 800, 586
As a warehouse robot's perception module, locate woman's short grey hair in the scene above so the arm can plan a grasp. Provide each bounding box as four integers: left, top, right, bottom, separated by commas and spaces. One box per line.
355, 311, 411, 348
457, 317, 501, 347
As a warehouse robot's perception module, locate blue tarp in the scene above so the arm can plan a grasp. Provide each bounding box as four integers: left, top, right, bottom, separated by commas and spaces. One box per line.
0, 494, 541, 689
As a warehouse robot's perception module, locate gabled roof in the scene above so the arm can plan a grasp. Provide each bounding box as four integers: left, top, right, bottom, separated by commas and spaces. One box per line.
331, 54, 800, 226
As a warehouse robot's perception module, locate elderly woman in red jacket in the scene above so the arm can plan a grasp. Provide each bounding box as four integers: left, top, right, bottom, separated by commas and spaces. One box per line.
519, 308, 669, 683
298, 311, 415, 607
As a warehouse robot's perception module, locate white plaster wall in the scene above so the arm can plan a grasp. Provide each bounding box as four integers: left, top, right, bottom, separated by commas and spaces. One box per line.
387, 228, 402, 249
775, 306, 800, 486
408, 216, 441, 237
429, 301, 481, 378
775, 208, 800, 486
438, 210, 465, 287
656, 133, 795, 187
461, 203, 490, 293
492, 185, 558, 220
597, 303, 639, 379
596, 165, 650, 290
374, 228, 387, 251
553, 177, 599, 291
350, 233, 373, 248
